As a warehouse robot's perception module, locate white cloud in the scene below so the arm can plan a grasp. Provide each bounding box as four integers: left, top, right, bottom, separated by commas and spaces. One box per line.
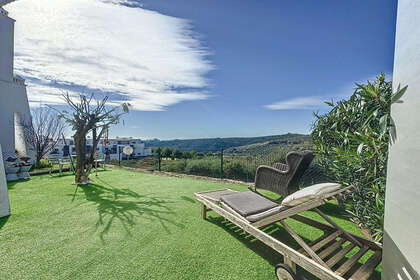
265, 97, 324, 110
99, 0, 143, 7
7, 0, 213, 111
265, 73, 393, 111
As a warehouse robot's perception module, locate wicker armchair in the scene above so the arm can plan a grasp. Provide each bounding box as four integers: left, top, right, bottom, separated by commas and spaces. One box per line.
251, 150, 314, 197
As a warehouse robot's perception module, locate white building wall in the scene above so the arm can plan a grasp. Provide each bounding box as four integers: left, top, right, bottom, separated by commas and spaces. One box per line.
0, 144, 10, 217
48, 138, 152, 160
0, 77, 31, 159
0, 8, 13, 82
382, 0, 420, 279
0, 7, 32, 160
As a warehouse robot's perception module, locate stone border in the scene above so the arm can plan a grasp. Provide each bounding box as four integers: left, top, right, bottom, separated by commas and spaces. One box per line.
29, 168, 71, 176
106, 164, 254, 187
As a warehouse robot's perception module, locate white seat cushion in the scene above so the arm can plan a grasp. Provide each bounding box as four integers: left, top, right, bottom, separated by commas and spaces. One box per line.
281, 183, 341, 207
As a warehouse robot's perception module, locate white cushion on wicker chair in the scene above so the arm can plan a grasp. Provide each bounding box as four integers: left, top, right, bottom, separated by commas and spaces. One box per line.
281, 183, 341, 207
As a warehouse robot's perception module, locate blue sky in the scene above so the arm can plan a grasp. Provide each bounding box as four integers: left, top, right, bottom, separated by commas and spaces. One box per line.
8, 0, 397, 139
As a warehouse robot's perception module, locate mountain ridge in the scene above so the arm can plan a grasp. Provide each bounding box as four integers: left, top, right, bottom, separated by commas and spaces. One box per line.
144, 133, 311, 153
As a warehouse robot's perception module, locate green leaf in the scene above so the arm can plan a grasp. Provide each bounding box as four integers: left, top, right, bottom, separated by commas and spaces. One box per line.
324, 100, 334, 107
379, 115, 388, 135
357, 143, 364, 155
391, 85, 408, 103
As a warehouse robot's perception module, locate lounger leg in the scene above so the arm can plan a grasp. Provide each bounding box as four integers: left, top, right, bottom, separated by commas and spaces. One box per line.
201, 204, 207, 220
284, 257, 296, 274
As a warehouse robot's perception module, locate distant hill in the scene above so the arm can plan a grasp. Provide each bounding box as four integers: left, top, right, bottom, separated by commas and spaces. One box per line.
144, 133, 311, 153
225, 135, 312, 155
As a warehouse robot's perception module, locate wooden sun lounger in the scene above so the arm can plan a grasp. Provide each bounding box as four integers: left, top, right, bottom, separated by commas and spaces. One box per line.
194, 187, 382, 280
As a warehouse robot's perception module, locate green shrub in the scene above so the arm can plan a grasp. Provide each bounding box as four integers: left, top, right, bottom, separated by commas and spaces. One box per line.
224, 161, 246, 180
312, 74, 406, 241
38, 158, 52, 168
163, 159, 187, 173
184, 158, 220, 177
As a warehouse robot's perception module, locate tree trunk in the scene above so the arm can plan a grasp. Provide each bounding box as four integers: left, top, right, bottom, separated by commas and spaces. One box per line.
36, 143, 42, 168
88, 127, 97, 168
74, 132, 88, 184
36, 154, 42, 168
88, 126, 105, 169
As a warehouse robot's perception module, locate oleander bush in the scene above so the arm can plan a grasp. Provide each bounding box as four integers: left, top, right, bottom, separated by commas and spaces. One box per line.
312, 73, 406, 241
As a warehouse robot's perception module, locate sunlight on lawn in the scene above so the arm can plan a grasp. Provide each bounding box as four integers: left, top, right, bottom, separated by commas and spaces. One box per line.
0, 169, 380, 280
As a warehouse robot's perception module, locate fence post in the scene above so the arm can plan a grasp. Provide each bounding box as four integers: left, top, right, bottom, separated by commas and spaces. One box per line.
158, 153, 161, 171
220, 148, 224, 179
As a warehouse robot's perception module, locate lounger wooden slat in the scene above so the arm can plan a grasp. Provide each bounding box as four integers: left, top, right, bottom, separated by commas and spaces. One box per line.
310, 233, 330, 246
290, 214, 382, 251
314, 208, 363, 248
312, 231, 342, 252
318, 238, 346, 260
280, 220, 329, 268
298, 233, 331, 256
335, 246, 369, 276
348, 251, 382, 280
326, 243, 356, 267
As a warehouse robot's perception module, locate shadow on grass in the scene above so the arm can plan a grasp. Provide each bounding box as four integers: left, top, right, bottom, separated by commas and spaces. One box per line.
315, 202, 350, 220
207, 216, 306, 264
47, 169, 112, 180
7, 181, 21, 189
180, 196, 196, 204
0, 215, 10, 230
72, 178, 184, 242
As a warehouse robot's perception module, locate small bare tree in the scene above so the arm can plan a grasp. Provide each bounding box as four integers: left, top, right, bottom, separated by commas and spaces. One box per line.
24, 107, 66, 167
58, 93, 129, 184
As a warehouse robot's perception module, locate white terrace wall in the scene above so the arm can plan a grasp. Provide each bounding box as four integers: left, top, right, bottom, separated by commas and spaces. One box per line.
382, 0, 420, 279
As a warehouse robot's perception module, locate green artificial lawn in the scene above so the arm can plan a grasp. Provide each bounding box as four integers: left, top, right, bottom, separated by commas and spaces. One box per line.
0, 169, 380, 280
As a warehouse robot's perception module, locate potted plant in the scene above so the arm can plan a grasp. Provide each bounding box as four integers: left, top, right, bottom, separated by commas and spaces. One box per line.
19, 156, 32, 179
5, 157, 21, 181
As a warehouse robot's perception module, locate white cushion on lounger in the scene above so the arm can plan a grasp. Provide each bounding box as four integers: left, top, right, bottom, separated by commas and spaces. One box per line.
281, 183, 341, 207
